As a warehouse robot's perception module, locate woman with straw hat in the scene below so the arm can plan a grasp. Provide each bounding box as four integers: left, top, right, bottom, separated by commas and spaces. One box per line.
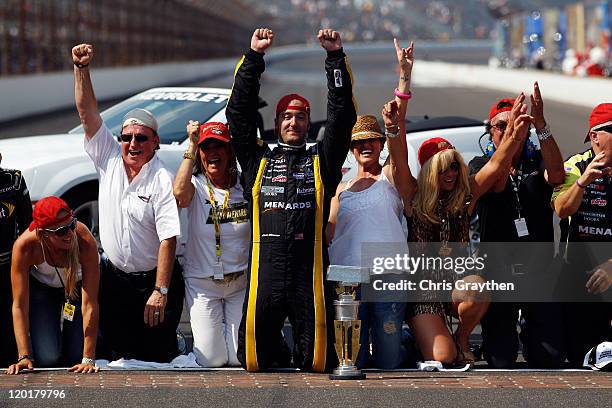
326, 39, 417, 369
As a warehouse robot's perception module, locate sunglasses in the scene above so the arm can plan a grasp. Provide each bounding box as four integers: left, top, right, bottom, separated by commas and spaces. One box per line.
491, 121, 508, 132
42, 218, 77, 237
118, 133, 150, 143
596, 125, 612, 134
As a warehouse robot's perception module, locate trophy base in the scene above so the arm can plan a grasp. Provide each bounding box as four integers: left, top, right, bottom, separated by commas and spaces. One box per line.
329, 366, 366, 380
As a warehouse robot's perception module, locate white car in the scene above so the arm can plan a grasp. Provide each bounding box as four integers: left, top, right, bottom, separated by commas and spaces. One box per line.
0, 86, 489, 246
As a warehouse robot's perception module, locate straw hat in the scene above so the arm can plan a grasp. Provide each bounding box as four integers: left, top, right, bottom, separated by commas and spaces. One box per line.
351, 115, 384, 142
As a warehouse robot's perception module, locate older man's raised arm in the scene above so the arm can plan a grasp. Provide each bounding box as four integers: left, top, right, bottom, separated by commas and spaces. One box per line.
73, 43, 102, 139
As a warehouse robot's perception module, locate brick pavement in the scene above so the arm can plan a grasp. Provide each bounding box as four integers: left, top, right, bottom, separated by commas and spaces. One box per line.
0, 371, 611, 390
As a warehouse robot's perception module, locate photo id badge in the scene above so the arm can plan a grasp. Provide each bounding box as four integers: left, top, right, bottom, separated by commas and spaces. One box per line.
213, 261, 224, 280
63, 302, 75, 322
514, 218, 529, 237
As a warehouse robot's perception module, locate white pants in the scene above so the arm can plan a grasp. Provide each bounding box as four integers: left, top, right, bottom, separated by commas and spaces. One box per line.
185, 274, 247, 367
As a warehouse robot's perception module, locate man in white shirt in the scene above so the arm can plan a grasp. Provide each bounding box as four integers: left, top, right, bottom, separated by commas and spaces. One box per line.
72, 43, 183, 362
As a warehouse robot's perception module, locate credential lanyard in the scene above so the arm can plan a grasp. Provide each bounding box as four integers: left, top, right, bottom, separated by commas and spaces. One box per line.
508, 164, 529, 237
206, 177, 230, 261
508, 164, 524, 218
51, 260, 76, 322
41, 240, 76, 322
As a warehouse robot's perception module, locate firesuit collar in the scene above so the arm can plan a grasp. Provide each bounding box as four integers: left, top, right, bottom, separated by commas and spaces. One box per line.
277, 141, 306, 150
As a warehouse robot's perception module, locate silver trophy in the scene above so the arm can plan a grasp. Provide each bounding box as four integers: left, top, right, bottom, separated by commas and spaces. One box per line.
327, 265, 370, 380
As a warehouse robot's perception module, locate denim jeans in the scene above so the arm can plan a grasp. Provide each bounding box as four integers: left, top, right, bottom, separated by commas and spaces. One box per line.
356, 301, 413, 369
29, 276, 83, 367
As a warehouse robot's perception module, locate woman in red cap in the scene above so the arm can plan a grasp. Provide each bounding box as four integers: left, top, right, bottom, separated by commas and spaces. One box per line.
396, 95, 534, 367
6, 196, 99, 374
173, 121, 250, 367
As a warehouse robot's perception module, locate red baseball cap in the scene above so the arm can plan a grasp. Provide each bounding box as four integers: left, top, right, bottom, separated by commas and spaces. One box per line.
198, 122, 230, 145
29, 196, 72, 231
418, 137, 455, 166
585, 103, 612, 142
276, 93, 311, 117
489, 98, 515, 121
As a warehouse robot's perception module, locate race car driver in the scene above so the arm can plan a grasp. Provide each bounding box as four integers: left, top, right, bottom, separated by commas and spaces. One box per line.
226, 27, 357, 372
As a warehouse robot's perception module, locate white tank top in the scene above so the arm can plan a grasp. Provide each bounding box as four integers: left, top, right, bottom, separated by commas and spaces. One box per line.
329, 172, 409, 273
29, 241, 83, 288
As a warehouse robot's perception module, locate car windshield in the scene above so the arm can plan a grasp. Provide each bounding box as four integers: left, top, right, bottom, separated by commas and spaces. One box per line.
68, 90, 229, 144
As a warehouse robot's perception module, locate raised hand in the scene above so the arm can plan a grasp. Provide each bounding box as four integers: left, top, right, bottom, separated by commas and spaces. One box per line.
382, 100, 400, 131
251, 28, 274, 54
530, 82, 546, 130
187, 120, 200, 146
72, 43, 93, 66
502, 92, 527, 143
318, 29, 342, 52
394, 38, 414, 76
511, 111, 534, 144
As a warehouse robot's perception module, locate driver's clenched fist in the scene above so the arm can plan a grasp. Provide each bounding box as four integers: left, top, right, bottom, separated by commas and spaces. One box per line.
251, 28, 274, 54
72, 43, 93, 67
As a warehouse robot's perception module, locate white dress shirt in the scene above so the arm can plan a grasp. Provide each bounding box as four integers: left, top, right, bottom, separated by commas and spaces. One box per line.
85, 123, 180, 272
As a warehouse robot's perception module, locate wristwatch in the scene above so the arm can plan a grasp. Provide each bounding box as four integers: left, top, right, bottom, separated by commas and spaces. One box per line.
183, 151, 196, 160
155, 286, 169, 296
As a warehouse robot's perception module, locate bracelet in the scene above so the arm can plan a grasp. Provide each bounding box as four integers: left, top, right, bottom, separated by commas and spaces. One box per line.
536, 124, 552, 141
575, 179, 586, 189
74, 62, 89, 69
81, 357, 96, 366
17, 354, 33, 363
183, 151, 196, 160
385, 130, 399, 138
394, 88, 412, 100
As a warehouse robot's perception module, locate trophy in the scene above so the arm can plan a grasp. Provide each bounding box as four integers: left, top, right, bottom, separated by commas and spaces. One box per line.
327, 265, 370, 380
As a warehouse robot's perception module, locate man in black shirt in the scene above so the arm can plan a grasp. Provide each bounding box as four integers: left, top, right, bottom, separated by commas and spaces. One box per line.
469, 84, 566, 368
0, 152, 33, 367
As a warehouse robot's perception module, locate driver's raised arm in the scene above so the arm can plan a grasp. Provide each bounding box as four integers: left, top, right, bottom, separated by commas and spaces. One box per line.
226, 28, 273, 175
316, 29, 357, 189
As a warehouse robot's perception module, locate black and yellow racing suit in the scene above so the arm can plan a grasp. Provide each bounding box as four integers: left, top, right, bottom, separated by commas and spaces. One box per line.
226, 48, 356, 372
0, 167, 32, 366
551, 148, 612, 365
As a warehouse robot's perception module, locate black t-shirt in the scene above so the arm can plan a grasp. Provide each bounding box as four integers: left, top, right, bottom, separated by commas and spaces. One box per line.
468, 151, 554, 243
